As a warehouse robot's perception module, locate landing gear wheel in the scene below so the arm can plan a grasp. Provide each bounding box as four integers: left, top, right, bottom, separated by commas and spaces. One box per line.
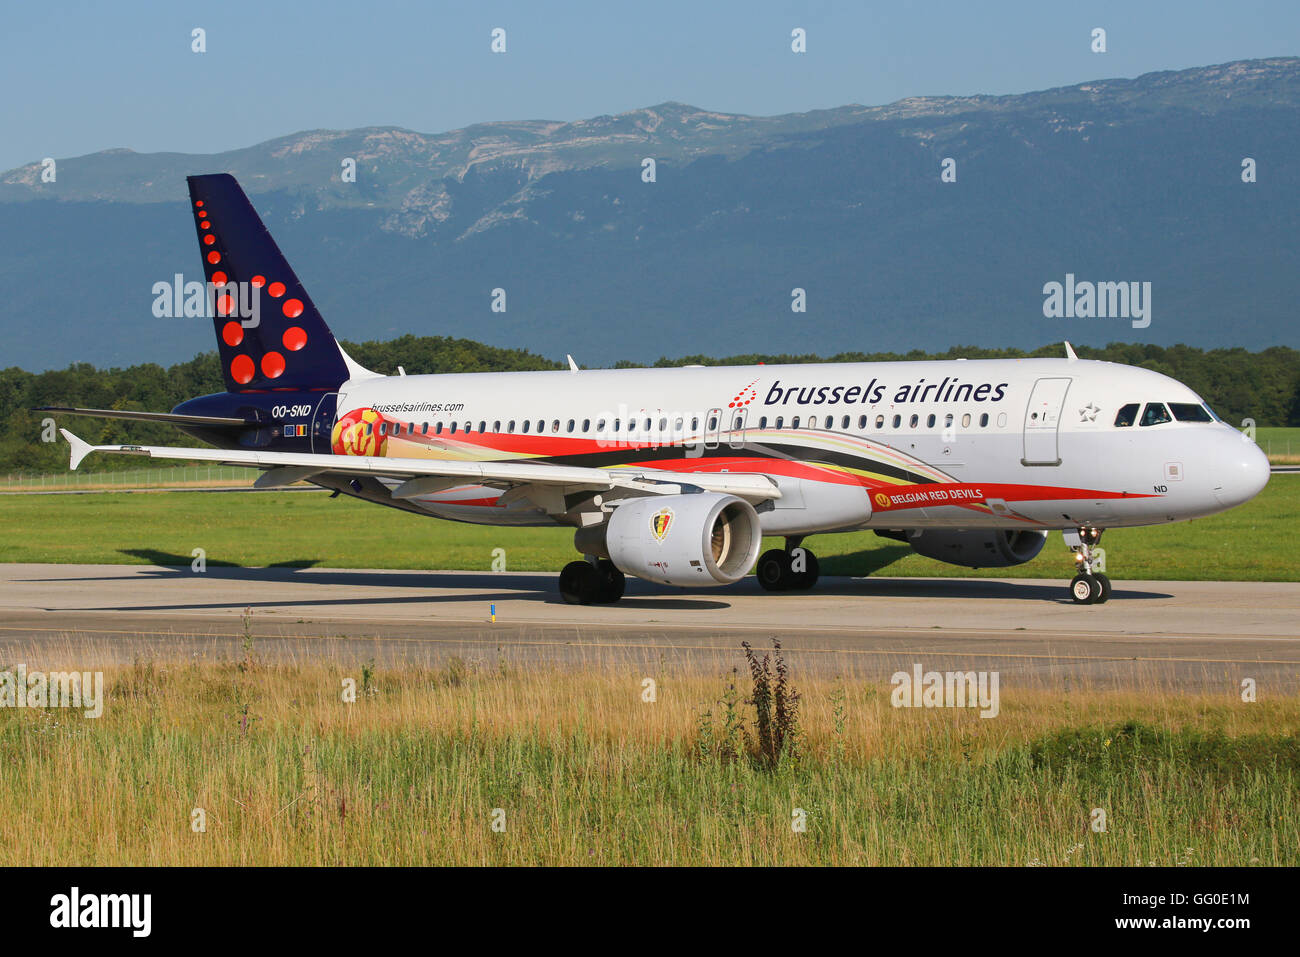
787, 547, 820, 591
1070, 573, 1100, 604
1093, 573, 1111, 604
756, 549, 791, 592
595, 559, 625, 604
559, 560, 600, 605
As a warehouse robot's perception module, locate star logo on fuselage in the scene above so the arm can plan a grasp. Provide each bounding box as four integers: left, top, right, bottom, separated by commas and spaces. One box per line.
1079, 402, 1100, 422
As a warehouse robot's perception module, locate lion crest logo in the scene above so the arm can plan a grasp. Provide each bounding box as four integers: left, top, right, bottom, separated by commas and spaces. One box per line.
650, 507, 674, 542
874, 492, 892, 509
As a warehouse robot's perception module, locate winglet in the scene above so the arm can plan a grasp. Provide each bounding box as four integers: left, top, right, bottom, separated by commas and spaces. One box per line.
61, 429, 94, 470
567, 354, 579, 373
1063, 341, 1078, 362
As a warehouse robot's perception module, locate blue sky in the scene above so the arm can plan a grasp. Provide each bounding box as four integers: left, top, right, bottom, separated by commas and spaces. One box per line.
2, 0, 1296, 171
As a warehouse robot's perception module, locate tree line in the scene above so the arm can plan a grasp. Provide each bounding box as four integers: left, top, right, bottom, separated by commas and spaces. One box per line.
2, 336, 1295, 474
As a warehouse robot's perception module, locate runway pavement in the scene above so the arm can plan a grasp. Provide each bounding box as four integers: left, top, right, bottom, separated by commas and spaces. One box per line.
2, 563, 1298, 691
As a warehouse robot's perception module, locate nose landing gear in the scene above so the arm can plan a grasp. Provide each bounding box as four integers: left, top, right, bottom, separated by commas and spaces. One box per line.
756, 538, 820, 592
1066, 526, 1111, 604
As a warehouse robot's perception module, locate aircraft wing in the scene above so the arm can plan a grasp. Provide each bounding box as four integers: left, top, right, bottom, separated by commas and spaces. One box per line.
59, 429, 782, 507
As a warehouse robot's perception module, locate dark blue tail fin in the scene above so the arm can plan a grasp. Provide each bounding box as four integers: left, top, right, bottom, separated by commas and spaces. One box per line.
187, 173, 351, 392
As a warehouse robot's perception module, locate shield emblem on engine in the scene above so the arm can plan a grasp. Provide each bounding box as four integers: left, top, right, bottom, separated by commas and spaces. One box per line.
650, 507, 674, 542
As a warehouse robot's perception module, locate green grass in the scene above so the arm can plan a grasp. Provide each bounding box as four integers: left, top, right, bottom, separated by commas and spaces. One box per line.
0, 658, 1294, 865
1256, 427, 1300, 461
0, 477, 1296, 580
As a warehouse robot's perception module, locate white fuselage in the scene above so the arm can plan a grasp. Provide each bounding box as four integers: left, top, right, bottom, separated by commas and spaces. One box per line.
322, 357, 1269, 534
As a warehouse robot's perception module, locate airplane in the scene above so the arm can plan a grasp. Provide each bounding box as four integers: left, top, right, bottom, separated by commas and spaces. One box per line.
45, 174, 1270, 606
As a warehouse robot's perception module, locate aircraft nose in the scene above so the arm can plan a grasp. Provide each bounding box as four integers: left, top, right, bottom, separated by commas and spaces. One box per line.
1211, 432, 1270, 508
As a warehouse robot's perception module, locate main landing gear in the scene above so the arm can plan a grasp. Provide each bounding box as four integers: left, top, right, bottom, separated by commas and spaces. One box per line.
559, 557, 626, 605
756, 538, 820, 592
1067, 526, 1111, 605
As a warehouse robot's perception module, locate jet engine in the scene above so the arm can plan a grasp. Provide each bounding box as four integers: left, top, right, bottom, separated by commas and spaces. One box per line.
877, 528, 1049, 569
576, 493, 763, 587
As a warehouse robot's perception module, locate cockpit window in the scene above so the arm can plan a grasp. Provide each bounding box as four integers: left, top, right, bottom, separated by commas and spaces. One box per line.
1140, 403, 1172, 426
1114, 403, 1140, 427
1169, 402, 1213, 423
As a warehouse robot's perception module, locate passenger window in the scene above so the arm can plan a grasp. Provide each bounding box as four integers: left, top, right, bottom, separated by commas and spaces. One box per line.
775, 416, 784, 429
1114, 403, 1140, 428
909, 414, 919, 428
825, 415, 834, 429
1140, 403, 1172, 427
1169, 402, 1213, 423
859, 415, 868, 429
365, 423, 373, 436
842, 415, 850, 429
492, 421, 500, 433
875, 415, 884, 429
596, 419, 605, 432
421, 422, 428, 435
893, 415, 902, 428
926, 414, 936, 428
613, 419, 621, 432
691, 417, 699, 431
945, 413, 954, 429
448, 422, 457, 435
507, 421, 515, 433
582, 419, 590, 432
521, 421, 529, 434
960, 413, 970, 428
758, 416, 767, 428
674, 417, 683, 431
792, 416, 801, 429
707, 415, 717, 430
435, 422, 444, 435
478, 421, 486, 433
566, 419, 574, 433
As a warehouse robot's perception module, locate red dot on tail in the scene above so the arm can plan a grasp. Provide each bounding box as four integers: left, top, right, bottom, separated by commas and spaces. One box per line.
197, 211, 207, 219
282, 298, 304, 319
268, 281, 285, 298
261, 352, 285, 378
222, 322, 243, 347
203, 235, 215, 246
200, 221, 210, 230
251, 275, 265, 288
217, 293, 235, 316
207, 251, 220, 264
282, 326, 307, 351
194, 201, 204, 208
211, 271, 228, 285
230, 354, 254, 384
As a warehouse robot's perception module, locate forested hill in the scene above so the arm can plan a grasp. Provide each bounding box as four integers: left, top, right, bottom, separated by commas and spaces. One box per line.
3, 338, 1295, 474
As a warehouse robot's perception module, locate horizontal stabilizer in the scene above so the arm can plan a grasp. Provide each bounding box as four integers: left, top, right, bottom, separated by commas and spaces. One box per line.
37, 406, 249, 427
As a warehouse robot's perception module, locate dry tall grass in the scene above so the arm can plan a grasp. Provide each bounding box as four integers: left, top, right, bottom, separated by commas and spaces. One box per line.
1, 648, 1295, 866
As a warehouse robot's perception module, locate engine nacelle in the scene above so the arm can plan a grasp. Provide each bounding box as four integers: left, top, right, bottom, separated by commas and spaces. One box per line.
578, 493, 763, 587
880, 528, 1049, 569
